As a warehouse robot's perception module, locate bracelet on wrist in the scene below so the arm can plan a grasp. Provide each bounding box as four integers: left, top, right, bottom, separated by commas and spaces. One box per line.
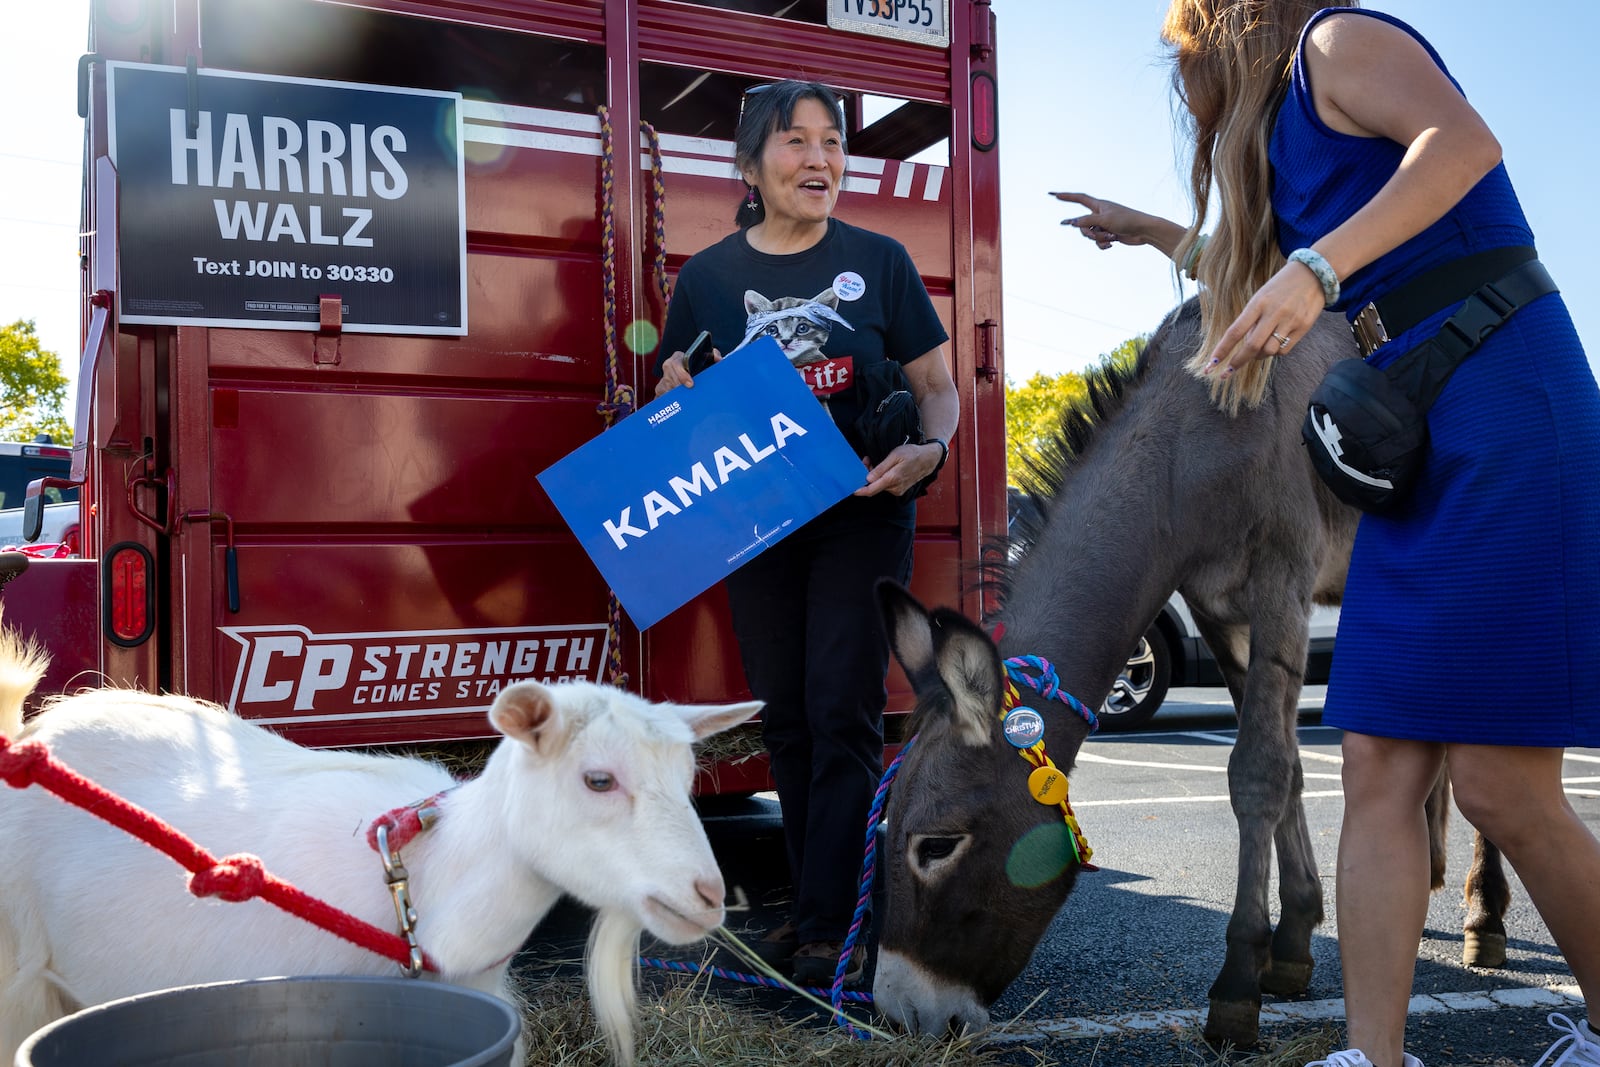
1182, 233, 1209, 280
1288, 247, 1341, 307
923, 435, 948, 474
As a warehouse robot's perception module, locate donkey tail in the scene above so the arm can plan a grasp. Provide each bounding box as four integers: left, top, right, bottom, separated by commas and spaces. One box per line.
586, 907, 641, 1067
0, 624, 48, 739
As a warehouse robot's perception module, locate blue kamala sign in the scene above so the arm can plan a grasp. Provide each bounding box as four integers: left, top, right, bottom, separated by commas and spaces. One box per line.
538, 338, 867, 630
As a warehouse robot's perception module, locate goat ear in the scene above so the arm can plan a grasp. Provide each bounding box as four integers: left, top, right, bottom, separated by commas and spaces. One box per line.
489, 681, 570, 754
875, 578, 942, 697
674, 700, 763, 741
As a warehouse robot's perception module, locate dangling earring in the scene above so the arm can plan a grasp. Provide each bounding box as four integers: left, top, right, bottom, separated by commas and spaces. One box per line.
745, 186, 759, 212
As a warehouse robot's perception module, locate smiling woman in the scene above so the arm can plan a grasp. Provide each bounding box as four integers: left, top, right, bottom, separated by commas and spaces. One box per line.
650, 76, 960, 989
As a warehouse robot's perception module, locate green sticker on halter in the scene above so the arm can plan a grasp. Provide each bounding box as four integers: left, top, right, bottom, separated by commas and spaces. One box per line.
1005, 821, 1075, 889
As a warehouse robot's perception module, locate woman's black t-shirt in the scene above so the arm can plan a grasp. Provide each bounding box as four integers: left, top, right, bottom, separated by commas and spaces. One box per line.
658, 217, 949, 442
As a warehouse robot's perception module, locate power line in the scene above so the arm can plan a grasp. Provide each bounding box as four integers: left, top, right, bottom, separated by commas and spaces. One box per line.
0, 216, 76, 229
1005, 292, 1148, 337
0, 151, 79, 168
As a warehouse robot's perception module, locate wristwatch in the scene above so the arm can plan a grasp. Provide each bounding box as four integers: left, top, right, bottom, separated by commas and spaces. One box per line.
922, 435, 948, 476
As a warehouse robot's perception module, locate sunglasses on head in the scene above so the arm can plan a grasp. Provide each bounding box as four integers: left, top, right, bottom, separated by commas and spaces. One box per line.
738, 82, 850, 132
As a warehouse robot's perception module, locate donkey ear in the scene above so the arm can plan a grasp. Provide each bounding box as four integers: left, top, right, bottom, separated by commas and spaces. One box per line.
928, 607, 1007, 742
489, 681, 572, 756
673, 700, 763, 741
875, 579, 942, 696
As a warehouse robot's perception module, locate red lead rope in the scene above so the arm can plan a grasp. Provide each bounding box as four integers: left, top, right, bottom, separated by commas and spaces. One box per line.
0, 734, 431, 971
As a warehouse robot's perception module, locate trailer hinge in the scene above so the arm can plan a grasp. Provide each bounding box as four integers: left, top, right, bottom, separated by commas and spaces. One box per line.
315, 294, 343, 365
77, 53, 101, 120
976, 318, 999, 382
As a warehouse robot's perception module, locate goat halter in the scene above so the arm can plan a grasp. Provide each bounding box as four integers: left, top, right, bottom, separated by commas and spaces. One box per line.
367, 790, 451, 977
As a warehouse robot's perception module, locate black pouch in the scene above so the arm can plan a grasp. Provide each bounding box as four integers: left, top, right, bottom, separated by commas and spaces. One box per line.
1301, 358, 1428, 514
850, 360, 936, 498
1301, 256, 1558, 515
851, 360, 920, 464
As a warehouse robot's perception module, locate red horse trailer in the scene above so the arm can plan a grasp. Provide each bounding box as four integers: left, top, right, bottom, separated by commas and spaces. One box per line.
6, 0, 1006, 794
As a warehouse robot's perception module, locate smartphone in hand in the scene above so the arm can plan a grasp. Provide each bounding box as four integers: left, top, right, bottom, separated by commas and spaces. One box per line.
684, 330, 715, 376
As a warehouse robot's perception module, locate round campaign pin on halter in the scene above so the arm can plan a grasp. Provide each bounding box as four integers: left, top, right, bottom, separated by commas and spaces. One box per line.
1001, 706, 1046, 749
1027, 764, 1069, 806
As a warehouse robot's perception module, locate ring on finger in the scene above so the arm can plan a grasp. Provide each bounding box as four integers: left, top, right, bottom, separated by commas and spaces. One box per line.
1272, 331, 1292, 348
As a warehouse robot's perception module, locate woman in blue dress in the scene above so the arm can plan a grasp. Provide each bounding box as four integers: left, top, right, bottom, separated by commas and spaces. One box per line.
1054, 3, 1600, 1065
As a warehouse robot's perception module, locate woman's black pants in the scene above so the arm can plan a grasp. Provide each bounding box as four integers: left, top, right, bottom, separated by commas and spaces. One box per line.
725, 505, 914, 945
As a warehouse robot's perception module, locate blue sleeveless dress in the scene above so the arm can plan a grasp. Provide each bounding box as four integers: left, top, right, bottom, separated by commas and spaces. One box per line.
1272, 8, 1600, 746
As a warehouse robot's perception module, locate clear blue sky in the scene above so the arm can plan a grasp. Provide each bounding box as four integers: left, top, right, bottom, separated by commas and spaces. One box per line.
2, 1, 1596, 411
999, 1, 1600, 382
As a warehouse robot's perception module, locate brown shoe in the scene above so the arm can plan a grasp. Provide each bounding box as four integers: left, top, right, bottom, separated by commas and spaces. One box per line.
751, 919, 799, 968
792, 940, 866, 987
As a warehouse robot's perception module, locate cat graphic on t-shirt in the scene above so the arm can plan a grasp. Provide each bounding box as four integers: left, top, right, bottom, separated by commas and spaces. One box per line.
738, 287, 856, 397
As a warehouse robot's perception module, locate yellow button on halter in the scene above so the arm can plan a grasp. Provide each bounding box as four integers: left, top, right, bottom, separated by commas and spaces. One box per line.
1028, 765, 1068, 806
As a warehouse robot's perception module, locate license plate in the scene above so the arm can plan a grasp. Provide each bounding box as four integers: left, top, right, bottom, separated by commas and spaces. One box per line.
827, 0, 949, 48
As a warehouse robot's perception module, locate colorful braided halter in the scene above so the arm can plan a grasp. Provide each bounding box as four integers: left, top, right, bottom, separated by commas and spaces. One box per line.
1001, 655, 1097, 869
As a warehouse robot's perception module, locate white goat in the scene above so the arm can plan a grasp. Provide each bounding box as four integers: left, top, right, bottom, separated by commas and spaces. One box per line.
0, 627, 757, 1065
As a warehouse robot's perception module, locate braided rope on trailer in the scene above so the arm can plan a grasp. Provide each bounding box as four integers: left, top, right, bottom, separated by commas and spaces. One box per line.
594, 109, 672, 688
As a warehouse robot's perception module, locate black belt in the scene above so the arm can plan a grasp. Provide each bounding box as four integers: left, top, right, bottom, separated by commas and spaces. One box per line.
1352, 244, 1538, 356
1378, 256, 1559, 416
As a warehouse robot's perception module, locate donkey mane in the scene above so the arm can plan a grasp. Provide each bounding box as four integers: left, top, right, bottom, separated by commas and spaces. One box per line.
1001, 302, 1194, 580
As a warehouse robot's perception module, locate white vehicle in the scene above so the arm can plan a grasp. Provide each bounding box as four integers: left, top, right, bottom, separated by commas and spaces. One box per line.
0, 502, 79, 552
1006, 487, 1335, 731
1101, 595, 1338, 732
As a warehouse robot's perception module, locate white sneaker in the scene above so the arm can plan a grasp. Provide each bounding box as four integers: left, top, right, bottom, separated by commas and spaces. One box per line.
1307, 1053, 1375, 1067
1532, 1014, 1600, 1067
1306, 1052, 1425, 1067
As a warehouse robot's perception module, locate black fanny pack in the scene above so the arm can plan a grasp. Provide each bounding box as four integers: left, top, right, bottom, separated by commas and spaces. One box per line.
1301, 248, 1557, 514
850, 359, 939, 498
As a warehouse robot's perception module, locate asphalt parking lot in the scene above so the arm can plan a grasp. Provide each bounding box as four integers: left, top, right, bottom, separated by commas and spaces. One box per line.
527, 686, 1600, 1066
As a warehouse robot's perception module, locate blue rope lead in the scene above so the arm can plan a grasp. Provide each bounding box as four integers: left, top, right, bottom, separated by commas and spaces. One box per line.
828, 733, 915, 1037
639, 956, 872, 1002
638, 737, 913, 1039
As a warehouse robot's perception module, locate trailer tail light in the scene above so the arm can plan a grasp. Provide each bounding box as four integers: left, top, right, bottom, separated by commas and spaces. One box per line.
103, 541, 155, 646
971, 71, 997, 151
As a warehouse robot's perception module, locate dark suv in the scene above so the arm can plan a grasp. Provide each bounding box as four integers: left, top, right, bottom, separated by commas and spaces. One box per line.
0, 438, 73, 511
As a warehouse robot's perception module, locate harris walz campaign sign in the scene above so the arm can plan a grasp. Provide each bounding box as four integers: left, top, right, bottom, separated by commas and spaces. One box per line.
107, 62, 465, 335
538, 338, 867, 631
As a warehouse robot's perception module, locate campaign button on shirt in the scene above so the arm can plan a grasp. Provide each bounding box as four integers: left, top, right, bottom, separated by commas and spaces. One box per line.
832, 271, 866, 301
1001, 707, 1045, 749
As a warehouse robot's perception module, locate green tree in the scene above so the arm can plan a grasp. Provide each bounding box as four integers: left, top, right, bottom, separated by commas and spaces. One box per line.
1005, 334, 1148, 482
0, 320, 71, 444
1005, 369, 1087, 478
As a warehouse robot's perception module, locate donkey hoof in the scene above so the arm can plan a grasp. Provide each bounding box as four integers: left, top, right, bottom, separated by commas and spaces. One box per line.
1463, 930, 1507, 969
1203, 999, 1261, 1049
1260, 958, 1314, 995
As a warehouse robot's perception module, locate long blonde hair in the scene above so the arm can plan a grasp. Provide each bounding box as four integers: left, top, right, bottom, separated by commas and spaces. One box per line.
1162, 0, 1356, 413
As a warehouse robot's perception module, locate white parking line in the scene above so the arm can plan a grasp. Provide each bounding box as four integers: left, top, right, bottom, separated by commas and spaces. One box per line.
988, 986, 1585, 1044
1075, 790, 1347, 807
1077, 738, 1600, 796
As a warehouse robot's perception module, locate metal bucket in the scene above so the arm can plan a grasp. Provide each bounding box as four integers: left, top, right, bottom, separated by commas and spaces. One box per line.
15, 975, 521, 1067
